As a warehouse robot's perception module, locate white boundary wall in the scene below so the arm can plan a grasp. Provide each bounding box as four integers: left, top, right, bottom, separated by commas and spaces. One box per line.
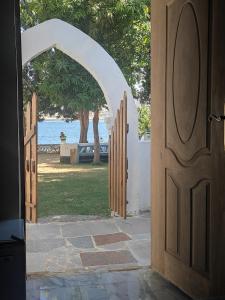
60, 144, 78, 157
21, 19, 150, 213
137, 141, 151, 212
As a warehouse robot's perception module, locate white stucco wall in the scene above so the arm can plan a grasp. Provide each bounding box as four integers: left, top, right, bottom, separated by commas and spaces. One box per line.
137, 141, 151, 212
21, 19, 150, 214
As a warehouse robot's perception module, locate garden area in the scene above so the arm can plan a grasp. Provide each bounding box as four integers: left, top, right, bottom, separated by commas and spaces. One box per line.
22, 0, 151, 220
37, 154, 110, 218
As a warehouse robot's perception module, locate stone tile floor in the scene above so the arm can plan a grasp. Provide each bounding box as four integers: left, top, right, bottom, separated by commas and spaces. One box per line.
26, 268, 192, 300
26, 214, 150, 274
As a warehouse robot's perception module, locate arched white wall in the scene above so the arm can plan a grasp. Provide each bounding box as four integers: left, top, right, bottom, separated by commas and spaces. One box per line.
21, 19, 150, 214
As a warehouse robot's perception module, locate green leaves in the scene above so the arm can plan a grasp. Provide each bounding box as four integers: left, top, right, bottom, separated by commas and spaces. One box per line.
138, 105, 151, 138
21, 0, 151, 120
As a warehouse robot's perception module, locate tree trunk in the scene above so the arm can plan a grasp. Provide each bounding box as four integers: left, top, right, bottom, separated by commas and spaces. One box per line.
79, 110, 89, 143
93, 110, 100, 164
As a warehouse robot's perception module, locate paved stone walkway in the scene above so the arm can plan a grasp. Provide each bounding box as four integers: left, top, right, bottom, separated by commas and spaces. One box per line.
26, 268, 192, 300
26, 214, 150, 274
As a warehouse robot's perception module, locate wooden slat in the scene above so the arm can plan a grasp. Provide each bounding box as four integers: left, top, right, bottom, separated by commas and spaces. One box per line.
25, 101, 31, 134
119, 100, 124, 217
108, 92, 128, 219
114, 120, 118, 213
108, 135, 112, 210
25, 147, 31, 221
113, 127, 116, 212
25, 101, 31, 222
24, 125, 36, 146
31, 93, 38, 223
118, 107, 121, 215
111, 127, 115, 212
24, 93, 38, 223
25, 202, 37, 208
109, 130, 112, 211
116, 109, 120, 215
122, 92, 128, 218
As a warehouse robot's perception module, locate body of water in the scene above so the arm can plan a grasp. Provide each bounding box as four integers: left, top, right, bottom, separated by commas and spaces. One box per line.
38, 119, 109, 145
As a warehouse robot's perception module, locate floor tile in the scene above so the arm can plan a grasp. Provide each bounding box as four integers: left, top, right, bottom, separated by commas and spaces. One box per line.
115, 217, 150, 235
131, 233, 151, 240
80, 250, 137, 267
45, 247, 82, 272
27, 239, 65, 253
27, 224, 62, 240
98, 241, 127, 251
87, 221, 119, 235
61, 223, 90, 237
68, 236, 94, 249
127, 239, 151, 266
26, 253, 48, 274
94, 232, 131, 246
26, 215, 151, 274
27, 269, 193, 300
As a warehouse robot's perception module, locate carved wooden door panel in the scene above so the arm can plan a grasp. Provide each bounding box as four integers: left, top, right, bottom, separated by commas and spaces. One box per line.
152, 0, 225, 298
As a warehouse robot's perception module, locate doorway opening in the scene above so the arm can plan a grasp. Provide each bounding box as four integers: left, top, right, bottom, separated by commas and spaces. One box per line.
23, 51, 111, 222
21, 0, 151, 284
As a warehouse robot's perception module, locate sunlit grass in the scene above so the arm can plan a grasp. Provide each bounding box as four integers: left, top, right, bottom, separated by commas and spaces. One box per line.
37, 154, 110, 218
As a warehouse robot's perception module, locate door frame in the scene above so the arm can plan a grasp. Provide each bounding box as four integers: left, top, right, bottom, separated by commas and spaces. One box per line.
3, 0, 225, 299
0, 0, 26, 299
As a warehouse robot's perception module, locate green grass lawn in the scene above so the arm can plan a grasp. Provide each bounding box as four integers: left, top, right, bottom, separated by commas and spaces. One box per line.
38, 154, 110, 218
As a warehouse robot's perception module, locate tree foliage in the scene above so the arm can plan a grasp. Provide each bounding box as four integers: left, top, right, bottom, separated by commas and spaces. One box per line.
21, 0, 151, 155
21, 0, 151, 106
23, 50, 105, 119
138, 105, 151, 138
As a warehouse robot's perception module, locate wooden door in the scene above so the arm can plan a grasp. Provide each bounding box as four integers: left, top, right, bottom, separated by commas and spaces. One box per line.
152, 0, 225, 298
109, 93, 128, 218
24, 93, 38, 223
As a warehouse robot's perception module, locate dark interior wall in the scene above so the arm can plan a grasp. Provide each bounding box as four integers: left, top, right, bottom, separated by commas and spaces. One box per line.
0, 0, 24, 221
0, 1, 26, 299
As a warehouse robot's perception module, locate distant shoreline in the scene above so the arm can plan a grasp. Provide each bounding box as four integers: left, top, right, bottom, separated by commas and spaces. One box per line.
40, 117, 105, 121
38, 118, 109, 144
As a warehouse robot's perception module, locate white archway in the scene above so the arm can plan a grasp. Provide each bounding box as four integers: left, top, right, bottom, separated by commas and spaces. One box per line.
21, 19, 149, 214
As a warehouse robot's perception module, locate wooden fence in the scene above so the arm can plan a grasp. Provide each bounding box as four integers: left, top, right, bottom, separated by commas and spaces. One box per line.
24, 93, 38, 223
109, 92, 128, 218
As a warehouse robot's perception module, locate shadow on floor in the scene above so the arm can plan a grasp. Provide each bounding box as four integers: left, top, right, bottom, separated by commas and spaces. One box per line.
26, 268, 192, 300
